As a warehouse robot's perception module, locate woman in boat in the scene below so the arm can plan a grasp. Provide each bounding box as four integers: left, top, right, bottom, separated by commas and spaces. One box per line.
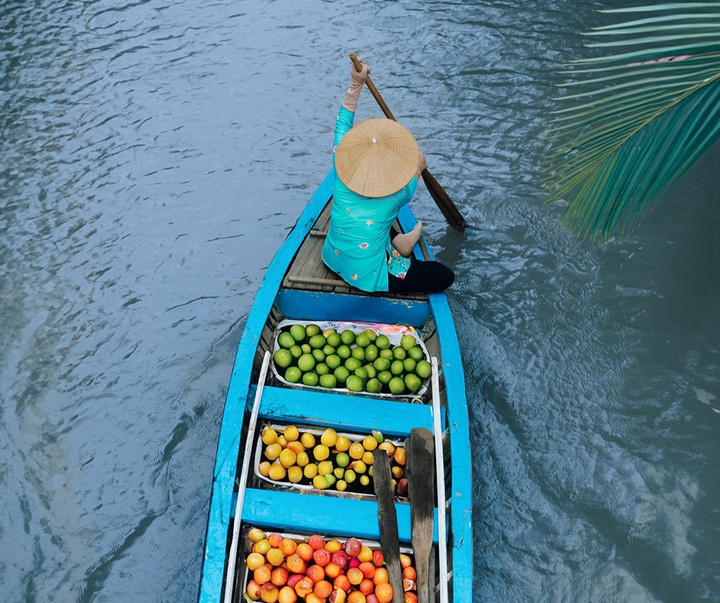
321, 61, 455, 294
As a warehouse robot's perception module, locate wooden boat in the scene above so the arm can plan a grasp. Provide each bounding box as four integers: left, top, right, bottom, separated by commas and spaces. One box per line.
198, 169, 473, 603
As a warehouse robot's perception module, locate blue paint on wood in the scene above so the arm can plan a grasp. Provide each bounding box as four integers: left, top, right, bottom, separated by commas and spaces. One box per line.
254, 385, 439, 436
241, 488, 439, 544
276, 289, 431, 327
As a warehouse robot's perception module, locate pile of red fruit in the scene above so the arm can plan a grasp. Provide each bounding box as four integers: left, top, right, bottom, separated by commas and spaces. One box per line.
244, 529, 418, 603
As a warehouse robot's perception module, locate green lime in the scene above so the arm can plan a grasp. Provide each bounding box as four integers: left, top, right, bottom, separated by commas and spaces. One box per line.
346, 375, 363, 392
335, 452, 350, 468
355, 332, 370, 348
290, 323, 306, 343
366, 378, 382, 393
363, 364, 377, 379
408, 345, 425, 361
401, 334, 417, 350
302, 371, 319, 386
326, 354, 342, 370
322, 327, 337, 338
273, 348, 293, 368
309, 334, 327, 349
376, 334, 391, 349
322, 344, 336, 356
301, 343, 312, 354
388, 376, 406, 395
351, 346, 365, 361
361, 329, 376, 342
344, 357, 361, 372
316, 363, 330, 376
405, 373, 422, 393
285, 366, 302, 383
392, 346, 406, 360
334, 365, 350, 383
337, 344, 351, 359
327, 333, 342, 348
324, 474, 337, 487
340, 329, 356, 345
377, 370, 392, 385
319, 374, 337, 389
415, 360, 431, 379
334, 467, 345, 479
278, 332, 295, 349
289, 344, 303, 359
380, 349, 394, 359
364, 344, 378, 362
343, 469, 357, 484
373, 357, 390, 372
297, 353, 316, 372
354, 367, 368, 381
390, 360, 405, 375
403, 358, 417, 374
305, 324, 321, 337
372, 430, 384, 443
312, 348, 326, 362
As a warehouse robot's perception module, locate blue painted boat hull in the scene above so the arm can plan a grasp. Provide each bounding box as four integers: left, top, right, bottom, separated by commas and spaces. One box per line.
198, 169, 473, 602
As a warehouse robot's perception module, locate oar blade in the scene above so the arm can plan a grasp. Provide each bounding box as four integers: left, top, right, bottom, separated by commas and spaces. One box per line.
408, 427, 435, 603
373, 448, 405, 603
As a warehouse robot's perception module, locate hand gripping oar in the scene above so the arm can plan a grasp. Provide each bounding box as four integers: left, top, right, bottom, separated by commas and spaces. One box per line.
408, 427, 435, 603
372, 448, 405, 603
349, 53, 467, 230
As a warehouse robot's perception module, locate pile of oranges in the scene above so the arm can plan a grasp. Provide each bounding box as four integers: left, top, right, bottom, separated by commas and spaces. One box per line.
244, 529, 418, 603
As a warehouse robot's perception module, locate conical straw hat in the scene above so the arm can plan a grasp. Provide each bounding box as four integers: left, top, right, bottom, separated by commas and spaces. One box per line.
335, 118, 420, 197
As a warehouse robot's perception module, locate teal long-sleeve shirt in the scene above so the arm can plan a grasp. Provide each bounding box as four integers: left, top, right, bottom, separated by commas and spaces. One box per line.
322, 106, 418, 293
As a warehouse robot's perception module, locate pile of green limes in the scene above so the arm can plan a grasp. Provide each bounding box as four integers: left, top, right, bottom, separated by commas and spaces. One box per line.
272, 323, 431, 395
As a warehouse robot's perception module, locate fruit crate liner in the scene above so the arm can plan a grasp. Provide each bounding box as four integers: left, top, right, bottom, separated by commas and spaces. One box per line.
239, 528, 415, 598
253, 422, 409, 502
271, 319, 431, 399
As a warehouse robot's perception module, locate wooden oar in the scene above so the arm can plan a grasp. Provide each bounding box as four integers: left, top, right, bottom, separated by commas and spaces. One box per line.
349, 53, 467, 230
372, 448, 405, 603
408, 427, 435, 603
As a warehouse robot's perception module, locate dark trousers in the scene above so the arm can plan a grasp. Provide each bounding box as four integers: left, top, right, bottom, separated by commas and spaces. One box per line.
388, 258, 455, 293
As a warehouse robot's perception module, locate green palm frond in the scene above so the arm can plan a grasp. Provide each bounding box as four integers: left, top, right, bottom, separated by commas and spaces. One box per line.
543, 2, 720, 241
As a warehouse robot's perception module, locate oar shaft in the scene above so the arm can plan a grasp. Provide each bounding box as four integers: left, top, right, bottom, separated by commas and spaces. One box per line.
348, 53, 467, 230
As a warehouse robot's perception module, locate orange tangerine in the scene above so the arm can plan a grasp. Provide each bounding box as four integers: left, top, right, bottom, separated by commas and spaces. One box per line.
402, 566, 416, 581
254, 563, 272, 585
265, 443, 282, 461
260, 582, 279, 603
271, 566, 289, 587
296, 542, 314, 561
279, 538, 297, 556
246, 552, 266, 571
358, 561, 375, 579
266, 547, 285, 567
300, 431, 316, 449
313, 444, 330, 461
347, 591, 367, 603
325, 538, 342, 553
314, 579, 333, 599
403, 592, 417, 603
320, 427, 338, 447
349, 442, 365, 459
279, 449, 297, 468
258, 461, 271, 477
375, 582, 393, 603
253, 539, 271, 555
358, 546, 373, 563
399, 554, 412, 569
262, 428, 278, 445
285, 553, 306, 574
248, 527, 267, 543
278, 585, 297, 603
359, 578, 374, 596
268, 533, 284, 547
373, 567, 389, 585
362, 435, 377, 451
283, 425, 300, 442
346, 567, 364, 586
335, 435, 351, 451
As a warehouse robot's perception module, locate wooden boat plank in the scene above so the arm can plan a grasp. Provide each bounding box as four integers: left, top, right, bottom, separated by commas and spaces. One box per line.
254, 385, 440, 436
240, 488, 439, 544
276, 289, 432, 326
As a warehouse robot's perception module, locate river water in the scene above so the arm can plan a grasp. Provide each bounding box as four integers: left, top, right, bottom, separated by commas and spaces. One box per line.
1, 1, 718, 601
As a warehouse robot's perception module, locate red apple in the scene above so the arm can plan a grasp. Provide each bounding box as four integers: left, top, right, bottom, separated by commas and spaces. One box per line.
308, 534, 326, 550
331, 550, 349, 569
396, 478, 409, 497
345, 537, 362, 557
313, 548, 331, 567
372, 550, 384, 567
